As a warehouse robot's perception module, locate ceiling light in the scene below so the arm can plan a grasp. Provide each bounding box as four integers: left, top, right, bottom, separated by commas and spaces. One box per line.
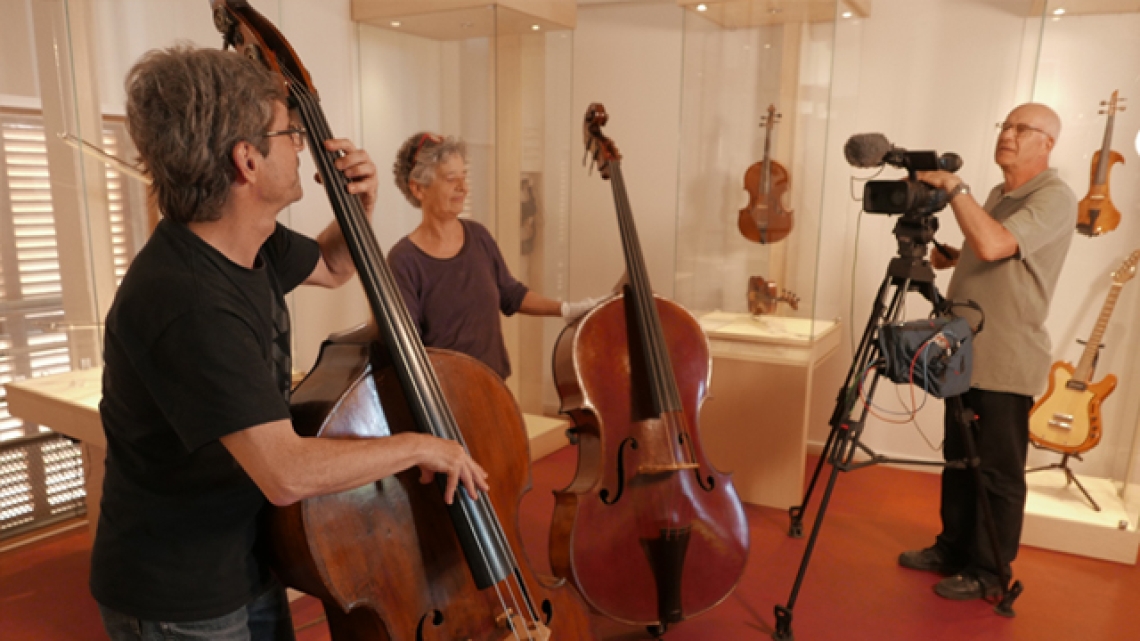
531, 24, 540, 31
390, 21, 400, 27
842, 11, 853, 18
696, 4, 708, 11
1053, 8, 1065, 15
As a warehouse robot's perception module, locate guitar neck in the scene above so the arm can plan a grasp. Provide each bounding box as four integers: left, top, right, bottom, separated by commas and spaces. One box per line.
1073, 283, 1122, 381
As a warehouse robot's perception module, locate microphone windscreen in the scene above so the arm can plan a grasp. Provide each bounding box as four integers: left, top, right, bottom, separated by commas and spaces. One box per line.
843, 133, 893, 168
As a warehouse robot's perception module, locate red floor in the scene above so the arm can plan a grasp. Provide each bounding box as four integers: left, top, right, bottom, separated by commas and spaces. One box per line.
2, 449, 1137, 640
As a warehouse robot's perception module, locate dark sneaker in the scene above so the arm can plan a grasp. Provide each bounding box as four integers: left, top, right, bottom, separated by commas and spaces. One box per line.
898, 546, 959, 576
933, 572, 1003, 601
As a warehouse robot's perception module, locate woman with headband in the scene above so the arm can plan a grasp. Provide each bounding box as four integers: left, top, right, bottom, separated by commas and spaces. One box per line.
389, 132, 603, 380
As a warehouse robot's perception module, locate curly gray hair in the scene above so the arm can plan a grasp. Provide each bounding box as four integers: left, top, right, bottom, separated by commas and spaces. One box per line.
392, 132, 467, 208
125, 45, 285, 224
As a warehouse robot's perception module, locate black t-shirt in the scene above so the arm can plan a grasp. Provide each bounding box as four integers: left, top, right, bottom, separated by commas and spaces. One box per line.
91, 219, 319, 621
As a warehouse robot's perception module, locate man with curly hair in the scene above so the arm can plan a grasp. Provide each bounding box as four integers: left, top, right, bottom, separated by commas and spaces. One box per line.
91, 46, 488, 641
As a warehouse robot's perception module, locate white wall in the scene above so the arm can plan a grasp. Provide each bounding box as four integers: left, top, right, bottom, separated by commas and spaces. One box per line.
567, 2, 684, 301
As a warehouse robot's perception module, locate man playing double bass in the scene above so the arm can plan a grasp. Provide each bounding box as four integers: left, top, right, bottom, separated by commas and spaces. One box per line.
90, 46, 488, 640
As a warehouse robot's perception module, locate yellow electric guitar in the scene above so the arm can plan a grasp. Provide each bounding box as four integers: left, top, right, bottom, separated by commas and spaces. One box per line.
1029, 250, 1140, 454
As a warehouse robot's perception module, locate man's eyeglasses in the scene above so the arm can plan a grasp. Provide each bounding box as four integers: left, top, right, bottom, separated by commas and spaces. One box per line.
995, 121, 1051, 140
265, 126, 307, 149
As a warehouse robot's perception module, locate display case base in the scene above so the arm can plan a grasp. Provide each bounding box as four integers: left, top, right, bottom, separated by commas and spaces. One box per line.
1022, 468, 1138, 565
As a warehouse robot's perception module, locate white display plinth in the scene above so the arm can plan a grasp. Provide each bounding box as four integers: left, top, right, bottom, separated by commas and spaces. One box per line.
1022, 468, 1139, 565
698, 312, 841, 509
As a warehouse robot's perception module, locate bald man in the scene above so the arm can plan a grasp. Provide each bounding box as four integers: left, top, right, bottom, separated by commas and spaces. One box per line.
899, 103, 1075, 601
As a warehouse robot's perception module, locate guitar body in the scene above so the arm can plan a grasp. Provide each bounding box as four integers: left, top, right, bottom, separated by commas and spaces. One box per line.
1029, 361, 1117, 454
1076, 149, 1124, 236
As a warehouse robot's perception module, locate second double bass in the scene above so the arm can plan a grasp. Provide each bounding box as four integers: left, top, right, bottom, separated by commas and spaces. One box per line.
738, 104, 795, 244
550, 104, 749, 635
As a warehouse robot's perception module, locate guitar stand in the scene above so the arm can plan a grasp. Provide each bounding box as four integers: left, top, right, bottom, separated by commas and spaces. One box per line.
772, 239, 1022, 641
1027, 449, 1101, 511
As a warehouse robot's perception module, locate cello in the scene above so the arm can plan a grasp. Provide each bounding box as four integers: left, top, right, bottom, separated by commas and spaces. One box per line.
549, 104, 750, 636
209, 2, 594, 639
738, 104, 794, 244
1077, 91, 1126, 237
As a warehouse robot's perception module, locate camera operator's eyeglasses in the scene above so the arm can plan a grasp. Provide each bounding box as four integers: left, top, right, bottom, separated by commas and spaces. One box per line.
995, 122, 1051, 140
265, 126, 307, 149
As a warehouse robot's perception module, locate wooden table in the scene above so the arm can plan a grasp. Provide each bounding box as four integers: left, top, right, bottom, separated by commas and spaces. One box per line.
4, 367, 569, 539
6, 367, 105, 537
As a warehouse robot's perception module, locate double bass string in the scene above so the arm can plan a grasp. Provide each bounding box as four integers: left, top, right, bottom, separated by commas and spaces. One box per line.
607, 159, 694, 472
284, 73, 540, 639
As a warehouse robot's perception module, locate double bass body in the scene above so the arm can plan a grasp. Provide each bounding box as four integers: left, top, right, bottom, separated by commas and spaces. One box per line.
273, 325, 592, 640
550, 295, 750, 628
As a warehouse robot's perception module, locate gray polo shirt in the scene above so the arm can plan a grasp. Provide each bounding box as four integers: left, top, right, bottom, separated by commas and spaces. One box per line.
946, 167, 1074, 397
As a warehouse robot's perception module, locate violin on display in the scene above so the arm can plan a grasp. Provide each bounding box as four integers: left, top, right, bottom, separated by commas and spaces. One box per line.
747, 276, 800, 316
1077, 91, 1127, 237
549, 103, 749, 637
210, 2, 594, 639
738, 104, 794, 244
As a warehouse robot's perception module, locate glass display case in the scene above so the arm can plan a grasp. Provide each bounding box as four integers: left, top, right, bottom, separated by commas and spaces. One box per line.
1019, 0, 1140, 565
354, 0, 575, 418
0, 0, 364, 539
672, 0, 858, 508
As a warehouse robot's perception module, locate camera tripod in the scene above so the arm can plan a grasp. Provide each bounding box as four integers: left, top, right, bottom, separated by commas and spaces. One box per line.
772, 219, 1023, 640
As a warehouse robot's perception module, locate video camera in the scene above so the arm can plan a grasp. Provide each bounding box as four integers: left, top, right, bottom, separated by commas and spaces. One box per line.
844, 133, 963, 217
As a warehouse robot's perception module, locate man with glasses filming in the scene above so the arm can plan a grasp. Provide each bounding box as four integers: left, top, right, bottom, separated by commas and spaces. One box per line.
898, 103, 1075, 601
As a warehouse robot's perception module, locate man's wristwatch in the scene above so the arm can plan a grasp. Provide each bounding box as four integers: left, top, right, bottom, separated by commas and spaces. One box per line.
947, 182, 970, 201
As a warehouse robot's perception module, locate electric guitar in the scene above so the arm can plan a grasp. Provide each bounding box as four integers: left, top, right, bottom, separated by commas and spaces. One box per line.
1076, 91, 1126, 236
1029, 250, 1140, 454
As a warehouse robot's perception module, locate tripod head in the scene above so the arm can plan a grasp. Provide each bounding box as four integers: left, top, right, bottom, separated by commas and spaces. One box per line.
883, 214, 945, 310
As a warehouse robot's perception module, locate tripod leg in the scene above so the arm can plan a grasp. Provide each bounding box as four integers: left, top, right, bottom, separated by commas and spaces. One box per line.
1062, 466, 1102, 512
788, 428, 836, 538
949, 397, 1023, 617
773, 428, 852, 641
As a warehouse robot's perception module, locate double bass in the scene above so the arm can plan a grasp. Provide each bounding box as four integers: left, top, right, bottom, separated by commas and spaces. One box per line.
1077, 91, 1127, 237
550, 104, 749, 636
738, 104, 794, 244
209, 2, 594, 639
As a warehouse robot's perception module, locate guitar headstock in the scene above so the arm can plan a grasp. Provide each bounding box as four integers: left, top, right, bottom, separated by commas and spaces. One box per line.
1099, 90, 1126, 117
1112, 249, 1140, 284
760, 104, 782, 131
211, 0, 316, 99
583, 103, 621, 180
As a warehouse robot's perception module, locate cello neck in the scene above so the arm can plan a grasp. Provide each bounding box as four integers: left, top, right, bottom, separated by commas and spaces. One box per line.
605, 159, 684, 416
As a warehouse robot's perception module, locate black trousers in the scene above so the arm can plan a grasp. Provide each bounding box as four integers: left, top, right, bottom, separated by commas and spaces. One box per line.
935, 387, 1033, 577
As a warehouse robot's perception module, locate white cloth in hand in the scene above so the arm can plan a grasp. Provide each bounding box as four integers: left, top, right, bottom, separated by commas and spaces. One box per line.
560, 295, 607, 324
